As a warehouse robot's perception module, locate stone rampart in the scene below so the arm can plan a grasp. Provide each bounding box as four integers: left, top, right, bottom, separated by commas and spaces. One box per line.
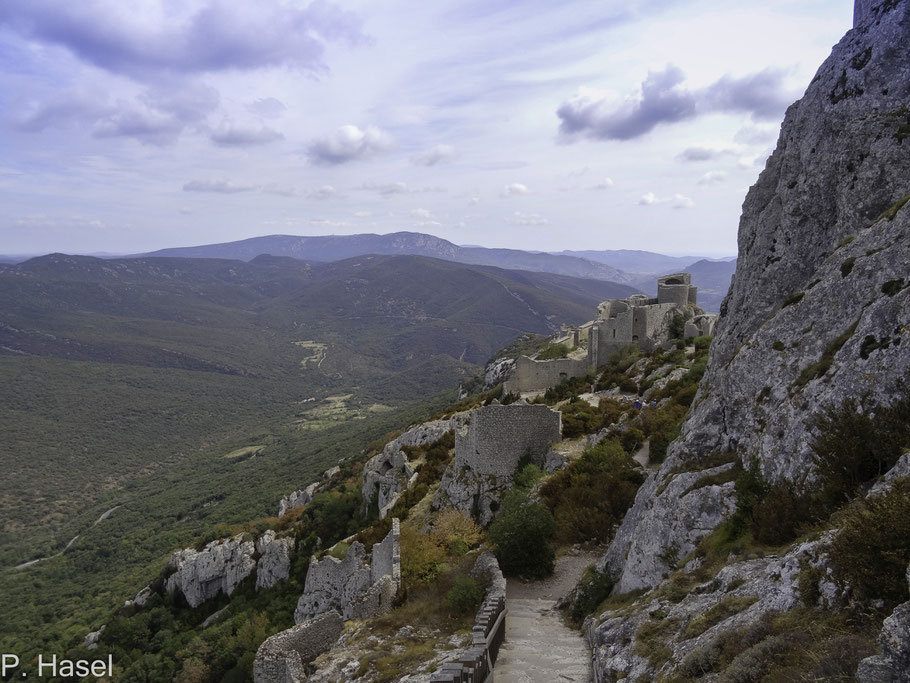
362, 417, 465, 518
502, 355, 589, 394
253, 610, 344, 683
436, 402, 561, 525
294, 519, 401, 623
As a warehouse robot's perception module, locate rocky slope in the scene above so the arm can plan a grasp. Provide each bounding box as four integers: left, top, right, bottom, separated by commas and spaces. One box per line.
601, 0, 910, 594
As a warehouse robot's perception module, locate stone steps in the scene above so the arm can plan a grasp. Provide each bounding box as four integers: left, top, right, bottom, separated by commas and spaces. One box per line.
492, 598, 592, 682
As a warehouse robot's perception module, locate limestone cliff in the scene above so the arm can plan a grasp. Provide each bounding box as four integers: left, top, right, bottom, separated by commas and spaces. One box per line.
602, 0, 910, 593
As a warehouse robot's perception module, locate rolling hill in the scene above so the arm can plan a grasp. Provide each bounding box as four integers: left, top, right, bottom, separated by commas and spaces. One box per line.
139, 231, 635, 284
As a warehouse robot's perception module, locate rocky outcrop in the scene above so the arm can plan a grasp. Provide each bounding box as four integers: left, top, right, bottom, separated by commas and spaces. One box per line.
597, 461, 738, 593
278, 482, 320, 518
294, 519, 400, 623
256, 531, 294, 591
600, 0, 910, 593
484, 357, 515, 391
856, 564, 910, 682
588, 534, 840, 681
166, 534, 257, 608
362, 417, 464, 519
435, 401, 561, 525
83, 625, 105, 651
253, 610, 344, 683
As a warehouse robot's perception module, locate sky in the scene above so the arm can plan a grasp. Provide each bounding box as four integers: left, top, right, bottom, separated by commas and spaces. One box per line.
0, 0, 854, 257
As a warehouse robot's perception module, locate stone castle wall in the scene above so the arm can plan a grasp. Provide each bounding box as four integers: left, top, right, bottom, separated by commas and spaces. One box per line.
503, 355, 589, 394
455, 403, 561, 478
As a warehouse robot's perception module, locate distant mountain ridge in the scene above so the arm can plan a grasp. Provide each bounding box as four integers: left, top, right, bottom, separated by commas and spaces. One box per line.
554, 249, 734, 275
138, 231, 636, 285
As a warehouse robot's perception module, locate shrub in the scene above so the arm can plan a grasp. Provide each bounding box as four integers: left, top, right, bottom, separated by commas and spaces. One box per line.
570, 566, 615, 623
487, 491, 555, 578
840, 257, 856, 277
750, 482, 812, 546
619, 378, 638, 393
829, 478, 910, 607
620, 427, 645, 454
540, 439, 645, 544
430, 509, 483, 556
446, 575, 484, 614
810, 394, 910, 507
694, 335, 712, 350
537, 342, 570, 360
399, 526, 446, 587
881, 278, 904, 296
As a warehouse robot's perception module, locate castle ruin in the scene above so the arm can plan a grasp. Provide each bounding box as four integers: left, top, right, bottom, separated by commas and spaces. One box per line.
504, 273, 717, 395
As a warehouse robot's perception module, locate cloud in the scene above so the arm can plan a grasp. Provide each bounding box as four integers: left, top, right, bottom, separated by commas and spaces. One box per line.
639, 192, 694, 209
590, 177, 614, 190
246, 97, 287, 119
15, 84, 219, 146
210, 122, 283, 147
734, 123, 779, 146
676, 146, 736, 162
410, 208, 434, 219
697, 171, 726, 185
558, 66, 695, 141
468, 197, 481, 205
501, 182, 530, 197
359, 181, 445, 196
0, 0, 367, 77
306, 124, 393, 165
182, 179, 256, 194
308, 185, 337, 200
558, 65, 797, 141
509, 211, 548, 226
411, 144, 455, 166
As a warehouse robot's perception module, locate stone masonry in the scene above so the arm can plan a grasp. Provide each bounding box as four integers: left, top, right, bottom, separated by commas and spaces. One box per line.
436, 402, 562, 525
294, 518, 400, 623
253, 610, 345, 683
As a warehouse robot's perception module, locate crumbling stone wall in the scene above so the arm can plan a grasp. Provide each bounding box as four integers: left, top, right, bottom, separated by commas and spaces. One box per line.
166, 535, 257, 608
436, 402, 561, 525
294, 519, 401, 623
253, 610, 344, 683
362, 416, 466, 518
503, 355, 589, 394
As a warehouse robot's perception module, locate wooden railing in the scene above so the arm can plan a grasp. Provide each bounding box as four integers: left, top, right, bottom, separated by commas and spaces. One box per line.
430, 592, 506, 683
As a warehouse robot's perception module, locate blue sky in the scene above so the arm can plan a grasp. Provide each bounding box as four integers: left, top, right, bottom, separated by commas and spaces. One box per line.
0, 0, 853, 257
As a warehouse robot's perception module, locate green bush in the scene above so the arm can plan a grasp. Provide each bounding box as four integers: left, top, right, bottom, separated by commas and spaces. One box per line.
810, 393, 910, 508
488, 491, 555, 578
829, 478, 910, 607
694, 335, 712, 350
446, 575, 485, 614
570, 566, 615, 623
540, 440, 645, 544
537, 342, 571, 360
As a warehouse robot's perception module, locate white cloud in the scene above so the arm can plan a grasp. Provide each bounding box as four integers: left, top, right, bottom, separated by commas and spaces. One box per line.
501, 183, 530, 197
360, 182, 445, 196
411, 144, 455, 166
210, 122, 283, 147
697, 171, 727, 186
590, 177, 614, 190
309, 185, 337, 200
183, 179, 256, 194
639, 192, 694, 209
510, 211, 548, 226
306, 124, 394, 165
410, 208, 434, 219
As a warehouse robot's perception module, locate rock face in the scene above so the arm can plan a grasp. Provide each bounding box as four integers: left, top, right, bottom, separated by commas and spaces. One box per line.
484, 356, 515, 391
435, 402, 562, 525
256, 531, 295, 591
856, 563, 910, 682
278, 482, 320, 518
166, 534, 257, 608
294, 519, 400, 623
588, 534, 840, 681
253, 610, 344, 683
597, 461, 738, 593
361, 417, 464, 519
600, 0, 910, 593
